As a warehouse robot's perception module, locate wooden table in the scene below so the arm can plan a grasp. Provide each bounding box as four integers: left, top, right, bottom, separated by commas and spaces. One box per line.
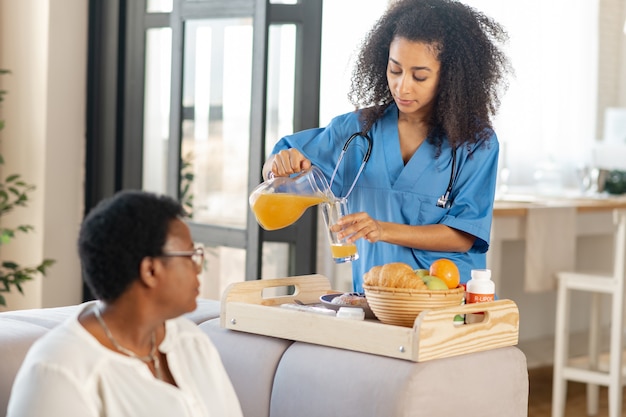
484, 193, 626, 347
489, 194, 626, 292
494, 195, 626, 216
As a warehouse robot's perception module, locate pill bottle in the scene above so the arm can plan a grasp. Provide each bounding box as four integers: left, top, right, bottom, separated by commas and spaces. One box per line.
465, 269, 495, 323
466, 269, 495, 304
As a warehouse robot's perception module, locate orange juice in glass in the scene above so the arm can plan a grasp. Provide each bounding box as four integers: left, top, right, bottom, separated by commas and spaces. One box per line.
330, 242, 358, 260
321, 198, 359, 263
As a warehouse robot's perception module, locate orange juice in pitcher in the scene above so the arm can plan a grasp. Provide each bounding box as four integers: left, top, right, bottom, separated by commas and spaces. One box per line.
252, 193, 328, 230
249, 166, 334, 231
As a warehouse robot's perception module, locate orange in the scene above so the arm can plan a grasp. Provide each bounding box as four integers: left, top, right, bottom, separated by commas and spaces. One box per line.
429, 258, 460, 289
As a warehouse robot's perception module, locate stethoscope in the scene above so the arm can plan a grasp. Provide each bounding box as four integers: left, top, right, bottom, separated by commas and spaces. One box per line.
330, 132, 457, 209
436, 146, 457, 209
329, 132, 373, 199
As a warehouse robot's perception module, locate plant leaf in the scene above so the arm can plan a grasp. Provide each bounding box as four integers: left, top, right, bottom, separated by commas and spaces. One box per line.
0, 232, 13, 245
17, 225, 34, 233
2, 261, 19, 270
37, 259, 56, 274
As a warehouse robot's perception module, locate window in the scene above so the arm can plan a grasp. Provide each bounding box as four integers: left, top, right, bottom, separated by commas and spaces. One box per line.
464, 0, 600, 193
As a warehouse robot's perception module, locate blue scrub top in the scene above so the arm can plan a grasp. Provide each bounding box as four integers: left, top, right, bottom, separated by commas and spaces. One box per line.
271, 104, 499, 292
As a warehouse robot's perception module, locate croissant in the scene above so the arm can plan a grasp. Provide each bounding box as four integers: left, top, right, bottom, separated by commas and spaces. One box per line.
364, 262, 427, 289
363, 265, 382, 286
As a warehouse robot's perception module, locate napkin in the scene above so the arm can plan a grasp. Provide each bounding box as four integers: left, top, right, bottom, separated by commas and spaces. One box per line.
524, 206, 577, 292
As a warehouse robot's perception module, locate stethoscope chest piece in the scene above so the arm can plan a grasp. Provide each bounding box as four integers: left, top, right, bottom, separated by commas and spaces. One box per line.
435, 147, 457, 209
436, 193, 452, 209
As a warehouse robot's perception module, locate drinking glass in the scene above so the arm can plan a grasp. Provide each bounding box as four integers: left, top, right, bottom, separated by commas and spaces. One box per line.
320, 198, 358, 263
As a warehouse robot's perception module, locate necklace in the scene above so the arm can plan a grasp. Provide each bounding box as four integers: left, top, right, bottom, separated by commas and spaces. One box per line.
93, 306, 163, 380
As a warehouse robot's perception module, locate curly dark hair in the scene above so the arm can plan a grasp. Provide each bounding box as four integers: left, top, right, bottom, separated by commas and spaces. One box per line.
349, 0, 511, 150
78, 190, 186, 302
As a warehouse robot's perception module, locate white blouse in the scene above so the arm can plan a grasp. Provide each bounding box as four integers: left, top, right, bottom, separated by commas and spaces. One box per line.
7, 302, 243, 417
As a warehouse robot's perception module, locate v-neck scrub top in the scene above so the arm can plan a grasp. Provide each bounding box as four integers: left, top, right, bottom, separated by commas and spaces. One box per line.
271, 104, 499, 291
7, 302, 244, 417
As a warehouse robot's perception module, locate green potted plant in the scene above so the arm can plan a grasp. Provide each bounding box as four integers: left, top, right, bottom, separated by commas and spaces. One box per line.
0, 69, 54, 307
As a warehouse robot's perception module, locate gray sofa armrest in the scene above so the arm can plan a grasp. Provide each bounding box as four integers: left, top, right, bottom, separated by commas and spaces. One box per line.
269, 342, 528, 417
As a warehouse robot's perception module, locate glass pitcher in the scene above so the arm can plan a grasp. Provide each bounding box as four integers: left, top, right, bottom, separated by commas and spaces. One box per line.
249, 166, 335, 230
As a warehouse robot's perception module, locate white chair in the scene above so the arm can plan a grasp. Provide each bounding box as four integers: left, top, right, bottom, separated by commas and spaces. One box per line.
552, 208, 626, 417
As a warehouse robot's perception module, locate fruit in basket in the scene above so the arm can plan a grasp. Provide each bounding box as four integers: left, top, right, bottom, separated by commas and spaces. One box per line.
363, 262, 464, 327
421, 275, 448, 290
413, 268, 429, 278
364, 271, 465, 327
429, 258, 460, 289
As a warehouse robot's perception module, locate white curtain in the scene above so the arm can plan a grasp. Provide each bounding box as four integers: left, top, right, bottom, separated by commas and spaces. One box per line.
464, 0, 599, 190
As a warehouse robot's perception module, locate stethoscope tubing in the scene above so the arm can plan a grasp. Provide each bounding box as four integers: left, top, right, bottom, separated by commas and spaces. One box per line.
329, 131, 458, 209
329, 132, 373, 199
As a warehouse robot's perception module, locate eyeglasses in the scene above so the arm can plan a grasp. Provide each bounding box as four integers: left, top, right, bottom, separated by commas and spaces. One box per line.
160, 246, 205, 273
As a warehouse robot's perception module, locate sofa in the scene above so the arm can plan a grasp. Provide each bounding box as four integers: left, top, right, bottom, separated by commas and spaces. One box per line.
0, 298, 529, 417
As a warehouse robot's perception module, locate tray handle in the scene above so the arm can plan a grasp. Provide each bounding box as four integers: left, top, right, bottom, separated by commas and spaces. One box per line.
221, 274, 332, 308
414, 299, 519, 329
412, 299, 520, 361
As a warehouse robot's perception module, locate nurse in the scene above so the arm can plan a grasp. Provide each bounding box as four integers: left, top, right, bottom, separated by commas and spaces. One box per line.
263, 0, 511, 292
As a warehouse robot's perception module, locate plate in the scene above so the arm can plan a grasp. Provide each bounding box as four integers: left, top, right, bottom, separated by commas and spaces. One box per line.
319, 293, 376, 319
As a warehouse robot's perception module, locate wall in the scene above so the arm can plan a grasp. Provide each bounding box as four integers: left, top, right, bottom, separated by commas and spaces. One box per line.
0, 0, 86, 310
597, 0, 626, 138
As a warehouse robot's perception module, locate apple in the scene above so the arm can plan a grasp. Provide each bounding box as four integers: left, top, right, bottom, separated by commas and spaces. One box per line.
420, 275, 448, 290
414, 268, 430, 278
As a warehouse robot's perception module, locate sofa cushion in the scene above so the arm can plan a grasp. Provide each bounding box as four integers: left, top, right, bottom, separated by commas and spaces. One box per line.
199, 319, 294, 417
269, 342, 528, 417
0, 319, 53, 414
0, 305, 79, 329
185, 299, 221, 325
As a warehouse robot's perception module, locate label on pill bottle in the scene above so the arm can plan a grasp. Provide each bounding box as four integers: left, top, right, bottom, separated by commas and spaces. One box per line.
466, 292, 495, 303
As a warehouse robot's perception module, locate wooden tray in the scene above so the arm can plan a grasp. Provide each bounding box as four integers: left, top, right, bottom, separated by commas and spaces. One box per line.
220, 275, 519, 362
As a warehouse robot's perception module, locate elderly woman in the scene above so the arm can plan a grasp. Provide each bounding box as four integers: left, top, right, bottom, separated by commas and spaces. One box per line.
7, 190, 243, 417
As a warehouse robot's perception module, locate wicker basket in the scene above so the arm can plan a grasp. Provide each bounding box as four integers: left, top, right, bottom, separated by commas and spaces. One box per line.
363, 285, 465, 327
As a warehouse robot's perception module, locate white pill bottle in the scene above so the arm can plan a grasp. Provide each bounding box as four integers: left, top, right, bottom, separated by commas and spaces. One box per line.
465, 269, 495, 304
465, 269, 495, 324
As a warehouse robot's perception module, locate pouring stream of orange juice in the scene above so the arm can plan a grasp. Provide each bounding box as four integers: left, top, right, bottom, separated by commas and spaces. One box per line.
252, 193, 329, 230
